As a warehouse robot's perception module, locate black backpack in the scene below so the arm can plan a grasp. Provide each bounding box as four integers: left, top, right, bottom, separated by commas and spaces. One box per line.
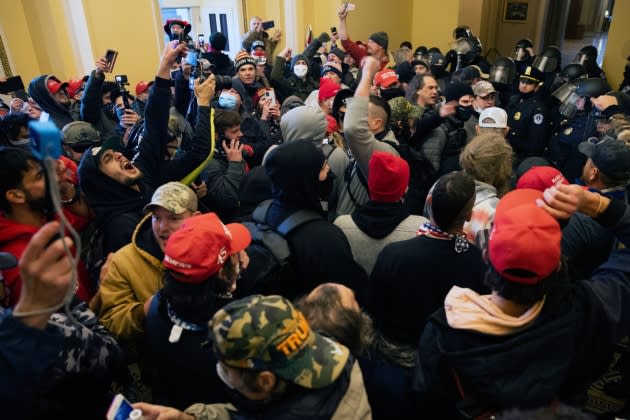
239, 200, 322, 297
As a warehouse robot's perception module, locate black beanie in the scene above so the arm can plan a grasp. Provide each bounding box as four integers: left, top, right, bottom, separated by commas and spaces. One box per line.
369, 32, 388, 50
209, 32, 227, 50
444, 82, 474, 103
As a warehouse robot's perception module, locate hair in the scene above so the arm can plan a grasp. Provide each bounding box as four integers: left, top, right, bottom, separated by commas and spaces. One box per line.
294, 284, 374, 356
400, 41, 413, 50
405, 73, 435, 103
484, 263, 561, 306
394, 48, 412, 66
430, 171, 475, 232
214, 110, 242, 137
0, 112, 30, 143
0, 147, 38, 213
368, 95, 391, 127
477, 126, 507, 136
460, 133, 514, 196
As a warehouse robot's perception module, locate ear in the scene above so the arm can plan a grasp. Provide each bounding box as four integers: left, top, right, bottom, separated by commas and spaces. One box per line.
5, 189, 25, 206
256, 371, 277, 393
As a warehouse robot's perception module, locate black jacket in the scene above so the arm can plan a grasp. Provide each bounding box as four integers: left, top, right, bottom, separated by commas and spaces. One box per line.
413, 200, 630, 418
201, 51, 235, 77
80, 70, 119, 138
28, 75, 74, 129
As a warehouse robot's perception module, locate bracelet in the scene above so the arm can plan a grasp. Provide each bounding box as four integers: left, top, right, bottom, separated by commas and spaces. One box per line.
60, 189, 79, 205
588, 193, 606, 218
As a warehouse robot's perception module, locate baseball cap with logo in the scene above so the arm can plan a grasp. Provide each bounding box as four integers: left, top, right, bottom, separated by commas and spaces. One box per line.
516, 166, 568, 191
143, 182, 198, 215
374, 68, 399, 88
210, 294, 350, 389
163, 213, 251, 283
488, 189, 561, 285
318, 78, 341, 102
66, 76, 88, 98
578, 136, 630, 181
478, 107, 508, 128
472, 80, 496, 97
46, 76, 69, 95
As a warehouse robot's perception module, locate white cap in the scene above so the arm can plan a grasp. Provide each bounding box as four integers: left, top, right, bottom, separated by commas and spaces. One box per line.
478, 107, 508, 128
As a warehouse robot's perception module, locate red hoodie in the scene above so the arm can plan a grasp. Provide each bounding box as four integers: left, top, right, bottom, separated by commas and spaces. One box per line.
0, 211, 93, 307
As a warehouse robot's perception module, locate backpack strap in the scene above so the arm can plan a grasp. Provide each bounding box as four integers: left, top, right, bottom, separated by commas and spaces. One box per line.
276, 209, 322, 236
252, 199, 274, 224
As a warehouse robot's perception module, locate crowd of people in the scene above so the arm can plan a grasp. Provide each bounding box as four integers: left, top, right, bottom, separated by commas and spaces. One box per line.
2, 5, 630, 419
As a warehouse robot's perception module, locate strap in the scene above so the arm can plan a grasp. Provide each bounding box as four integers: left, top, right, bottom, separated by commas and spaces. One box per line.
276, 210, 322, 236
252, 199, 273, 224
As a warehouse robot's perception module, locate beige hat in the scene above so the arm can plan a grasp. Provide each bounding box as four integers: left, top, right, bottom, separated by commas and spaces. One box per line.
144, 182, 198, 214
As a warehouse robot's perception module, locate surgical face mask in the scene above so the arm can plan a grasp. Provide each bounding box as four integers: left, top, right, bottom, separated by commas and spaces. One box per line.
219, 93, 239, 110
293, 64, 308, 78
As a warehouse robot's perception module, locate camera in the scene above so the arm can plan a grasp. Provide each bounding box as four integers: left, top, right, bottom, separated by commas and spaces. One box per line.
114, 74, 131, 109
189, 60, 232, 91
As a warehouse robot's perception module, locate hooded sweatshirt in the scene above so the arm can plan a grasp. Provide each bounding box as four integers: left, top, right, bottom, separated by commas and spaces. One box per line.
28, 75, 74, 129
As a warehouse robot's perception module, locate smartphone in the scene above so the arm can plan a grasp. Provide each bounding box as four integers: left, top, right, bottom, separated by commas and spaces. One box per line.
186, 50, 199, 66
198, 34, 205, 47
106, 394, 143, 420
330, 27, 337, 35
0, 76, 24, 94
344, 2, 356, 11
262, 20, 275, 30
104, 49, 118, 73
265, 88, 276, 107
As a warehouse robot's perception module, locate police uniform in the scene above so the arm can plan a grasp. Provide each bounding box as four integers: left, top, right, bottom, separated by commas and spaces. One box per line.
545, 111, 594, 182
506, 66, 549, 163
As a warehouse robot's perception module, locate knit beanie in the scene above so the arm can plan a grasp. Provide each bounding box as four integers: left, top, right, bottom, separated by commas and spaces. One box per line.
234, 50, 256, 71
444, 82, 474, 103
368, 151, 409, 202
369, 31, 389, 50
321, 62, 343, 80
329, 48, 345, 63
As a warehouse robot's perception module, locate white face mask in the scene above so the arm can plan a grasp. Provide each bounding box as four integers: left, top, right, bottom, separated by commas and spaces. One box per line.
293, 64, 308, 78
216, 362, 235, 389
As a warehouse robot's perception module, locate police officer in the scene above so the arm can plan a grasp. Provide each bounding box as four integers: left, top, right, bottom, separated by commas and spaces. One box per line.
512, 39, 535, 78
506, 66, 549, 164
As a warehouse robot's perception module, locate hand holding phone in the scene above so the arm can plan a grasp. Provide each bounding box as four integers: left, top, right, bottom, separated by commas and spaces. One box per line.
104, 49, 118, 73
265, 88, 276, 107
345, 2, 356, 11
262, 20, 275, 30
107, 394, 143, 420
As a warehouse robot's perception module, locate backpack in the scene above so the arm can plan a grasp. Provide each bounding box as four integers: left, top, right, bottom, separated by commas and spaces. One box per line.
240, 200, 322, 297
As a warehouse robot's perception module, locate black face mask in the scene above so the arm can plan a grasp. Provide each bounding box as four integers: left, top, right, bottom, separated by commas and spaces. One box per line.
318, 171, 336, 201
103, 102, 116, 120
380, 87, 405, 101
455, 105, 473, 122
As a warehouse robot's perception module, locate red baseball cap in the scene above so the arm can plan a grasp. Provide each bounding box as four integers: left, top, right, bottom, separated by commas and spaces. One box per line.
318, 77, 341, 102
374, 68, 398, 88
66, 77, 88, 98
488, 189, 561, 285
46, 77, 69, 95
516, 166, 568, 192
163, 213, 251, 283
135, 80, 154, 96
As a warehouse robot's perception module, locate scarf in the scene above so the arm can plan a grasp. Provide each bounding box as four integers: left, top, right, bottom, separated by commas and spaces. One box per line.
418, 221, 470, 253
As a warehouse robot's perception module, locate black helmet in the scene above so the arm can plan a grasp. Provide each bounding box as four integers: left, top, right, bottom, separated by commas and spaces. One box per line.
489, 56, 516, 85
574, 77, 611, 98
533, 46, 561, 73
414, 46, 428, 61
453, 25, 473, 39
574, 46, 598, 65
512, 39, 533, 62
560, 64, 587, 82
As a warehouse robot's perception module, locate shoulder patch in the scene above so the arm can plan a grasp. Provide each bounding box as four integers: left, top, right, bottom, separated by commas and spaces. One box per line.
533, 113, 544, 125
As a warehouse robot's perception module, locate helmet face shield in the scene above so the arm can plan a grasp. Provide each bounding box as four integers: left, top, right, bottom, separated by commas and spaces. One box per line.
490, 58, 515, 85
557, 88, 582, 118
513, 47, 529, 62
574, 52, 589, 66
533, 55, 559, 73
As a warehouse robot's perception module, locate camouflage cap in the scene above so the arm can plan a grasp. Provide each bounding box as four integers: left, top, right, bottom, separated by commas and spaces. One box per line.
210, 295, 350, 389
388, 96, 422, 124
143, 182, 198, 214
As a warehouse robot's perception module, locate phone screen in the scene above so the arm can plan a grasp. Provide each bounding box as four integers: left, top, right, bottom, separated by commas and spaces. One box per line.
106, 395, 134, 420
262, 20, 275, 30
186, 51, 199, 66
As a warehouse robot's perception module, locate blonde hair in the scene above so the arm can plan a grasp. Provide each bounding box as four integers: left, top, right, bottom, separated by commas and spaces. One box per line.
460, 133, 514, 196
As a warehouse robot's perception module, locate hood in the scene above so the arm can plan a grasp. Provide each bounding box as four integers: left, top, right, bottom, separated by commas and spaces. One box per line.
28, 75, 73, 128
432, 285, 580, 408
280, 106, 327, 145
290, 54, 308, 71
351, 201, 410, 239
131, 213, 164, 267
77, 145, 149, 225
0, 215, 38, 246
202, 51, 233, 69
264, 140, 325, 226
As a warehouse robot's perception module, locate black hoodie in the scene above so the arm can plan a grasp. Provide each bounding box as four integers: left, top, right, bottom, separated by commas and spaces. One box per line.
201, 51, 235, 77
262, 141, 368, 303
28, 75, 74, 129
